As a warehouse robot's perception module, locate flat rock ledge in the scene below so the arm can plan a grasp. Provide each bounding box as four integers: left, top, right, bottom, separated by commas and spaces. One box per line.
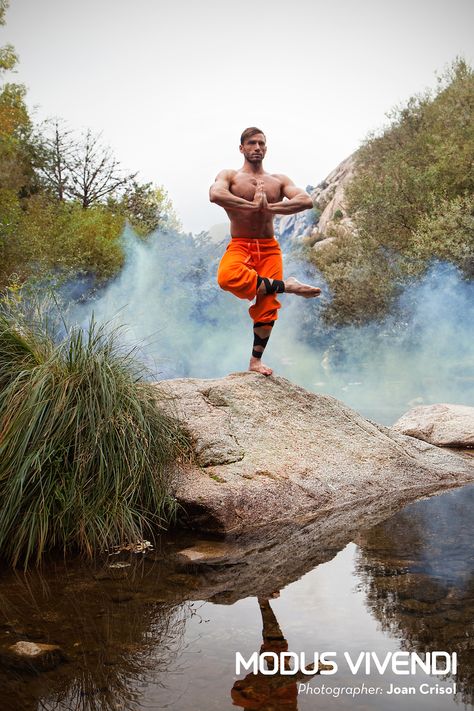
155, 373, 474, 534
392, 403, 474, 448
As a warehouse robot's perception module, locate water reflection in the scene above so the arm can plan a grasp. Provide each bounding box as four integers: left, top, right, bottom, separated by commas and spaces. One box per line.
232, 595, 318, 710
0, 558, 190, 710
0, 494, 398, 711
0, 483, 473, 709
356, 484, 474, 706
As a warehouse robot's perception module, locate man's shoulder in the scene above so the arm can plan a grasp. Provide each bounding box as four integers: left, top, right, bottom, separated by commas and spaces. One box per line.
215, 168, 238, 180
270, 172, 292, 184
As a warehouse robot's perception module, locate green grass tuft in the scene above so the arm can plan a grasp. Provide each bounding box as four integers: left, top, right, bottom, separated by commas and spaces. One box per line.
0, 300, 189, 567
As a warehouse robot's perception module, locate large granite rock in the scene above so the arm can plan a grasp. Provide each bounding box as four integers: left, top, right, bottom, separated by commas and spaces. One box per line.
392, 403, 474, 448
156, 374, 474, 533
310, 154, 356, 238
274, 155, 356, 250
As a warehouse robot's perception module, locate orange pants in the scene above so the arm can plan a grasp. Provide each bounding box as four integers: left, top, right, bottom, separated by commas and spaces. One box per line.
217, 237, 283, 324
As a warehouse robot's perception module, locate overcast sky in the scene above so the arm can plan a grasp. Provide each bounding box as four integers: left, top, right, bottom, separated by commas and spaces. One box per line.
3, 0, 474, 233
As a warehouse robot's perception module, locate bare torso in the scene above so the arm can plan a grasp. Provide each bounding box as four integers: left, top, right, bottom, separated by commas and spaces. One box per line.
226, 170, 285, 238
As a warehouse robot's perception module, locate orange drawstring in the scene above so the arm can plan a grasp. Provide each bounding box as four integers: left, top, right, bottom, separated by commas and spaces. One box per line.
245, 239, 261, 266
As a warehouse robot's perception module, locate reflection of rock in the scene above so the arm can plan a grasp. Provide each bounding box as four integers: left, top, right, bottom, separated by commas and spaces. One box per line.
177, 540, 238, 564
393, 403, 474, 448
0, 641, 65, 672
157, 373, 474, 533
173, 496, 417, 604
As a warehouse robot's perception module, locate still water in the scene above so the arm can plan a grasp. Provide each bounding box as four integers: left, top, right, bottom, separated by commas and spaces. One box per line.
0, 480, 473, 710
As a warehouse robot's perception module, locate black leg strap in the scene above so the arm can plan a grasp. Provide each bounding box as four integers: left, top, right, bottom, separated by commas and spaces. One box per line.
256, 276, 285, 295
253, 333, 269, 348
252, 321, 274, 359
254, 320, 275, 328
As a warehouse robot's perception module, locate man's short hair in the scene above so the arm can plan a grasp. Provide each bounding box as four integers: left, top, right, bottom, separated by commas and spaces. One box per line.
240, 127, 266, 145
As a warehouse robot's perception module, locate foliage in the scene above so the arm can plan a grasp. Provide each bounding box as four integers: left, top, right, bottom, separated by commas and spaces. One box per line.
0, 192, 125, 285
0, 45, 176, 288
311, 229, 395, 324
0, 297, 190, 566
0, 0, 8, 25
312, 58, 474, 323
412, 193, 474, 277
0, 43, 17, 72
116, 180, 181, 236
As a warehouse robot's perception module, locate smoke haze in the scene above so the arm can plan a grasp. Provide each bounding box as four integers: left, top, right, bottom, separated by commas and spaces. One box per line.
72, 229, 474, 425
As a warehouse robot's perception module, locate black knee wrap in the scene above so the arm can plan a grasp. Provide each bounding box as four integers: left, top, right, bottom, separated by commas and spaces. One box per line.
257, 276, 285, 295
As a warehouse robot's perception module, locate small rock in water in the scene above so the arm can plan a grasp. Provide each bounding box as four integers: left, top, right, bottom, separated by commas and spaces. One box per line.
107, 561, 131, 569
177, 540, 237, 564
0, 641, 65, 672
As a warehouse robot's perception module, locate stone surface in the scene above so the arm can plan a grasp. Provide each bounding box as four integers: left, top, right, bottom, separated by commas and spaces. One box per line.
0, 641, 65, 672
155, 373, 474, 534
274, 154, 356, 249
392, 403, 474, 447
310, 154, 356, 238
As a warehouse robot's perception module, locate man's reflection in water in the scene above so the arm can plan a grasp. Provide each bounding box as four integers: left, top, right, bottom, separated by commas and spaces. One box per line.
231, 593, 318, 710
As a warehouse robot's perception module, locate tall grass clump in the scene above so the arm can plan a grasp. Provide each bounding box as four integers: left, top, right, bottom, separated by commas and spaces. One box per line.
0, 298, 189, 566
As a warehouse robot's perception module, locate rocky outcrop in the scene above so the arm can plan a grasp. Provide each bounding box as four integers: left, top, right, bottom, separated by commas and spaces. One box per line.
156, 373, 474, 534
274, 155, 356, 251
310, 154, 356, 239
393, 403, 474, 448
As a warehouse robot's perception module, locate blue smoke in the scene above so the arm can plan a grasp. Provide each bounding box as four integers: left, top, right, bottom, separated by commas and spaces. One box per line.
70, 231, 474, 425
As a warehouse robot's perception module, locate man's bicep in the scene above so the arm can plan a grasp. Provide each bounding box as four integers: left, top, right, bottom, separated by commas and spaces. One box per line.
212, 170, 232, 191
280, 176, 307, 200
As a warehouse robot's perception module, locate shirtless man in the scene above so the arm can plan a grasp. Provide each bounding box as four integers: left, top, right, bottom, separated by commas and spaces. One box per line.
210, 126, 321, 376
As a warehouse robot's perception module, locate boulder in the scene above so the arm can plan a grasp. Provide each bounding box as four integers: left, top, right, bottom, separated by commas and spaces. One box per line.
392, 403, 474, 448
156, 374, 474, 534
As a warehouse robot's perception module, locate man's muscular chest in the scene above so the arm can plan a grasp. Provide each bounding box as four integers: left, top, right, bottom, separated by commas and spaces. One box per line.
229, 173, 282, 203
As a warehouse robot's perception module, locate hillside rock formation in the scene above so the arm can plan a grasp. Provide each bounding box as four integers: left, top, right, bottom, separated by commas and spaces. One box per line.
156, 373, 474, 534
275, 154, 356, 250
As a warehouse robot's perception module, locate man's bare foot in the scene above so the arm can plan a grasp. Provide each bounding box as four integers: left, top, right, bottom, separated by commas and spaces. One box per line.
249, 356, 273, 376
284, 276, 321, 298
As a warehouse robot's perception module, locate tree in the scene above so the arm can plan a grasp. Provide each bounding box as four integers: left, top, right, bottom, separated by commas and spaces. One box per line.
36, 123, 137, 208
0, 0, 36, 195
117, 180, 181, 236
66, 129, 137, 208
36, 119, 73, 201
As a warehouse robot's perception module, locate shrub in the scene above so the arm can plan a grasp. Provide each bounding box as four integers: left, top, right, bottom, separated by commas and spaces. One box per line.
412, 193, 474, 276
309, 58, 474, 323
0, 299, 189, 566
313, 230, 395, 324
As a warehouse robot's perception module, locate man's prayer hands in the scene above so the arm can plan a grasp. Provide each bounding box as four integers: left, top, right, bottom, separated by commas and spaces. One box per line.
252, 180, 272, 213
